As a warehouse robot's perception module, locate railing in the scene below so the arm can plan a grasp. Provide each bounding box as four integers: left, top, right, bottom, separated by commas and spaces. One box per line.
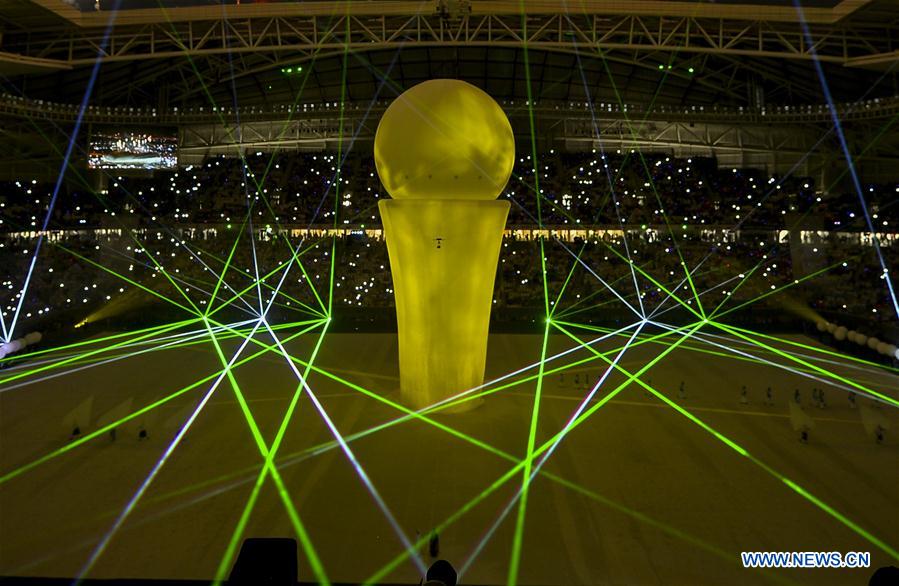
2, 93, 897, 126
2, 225, 897, 247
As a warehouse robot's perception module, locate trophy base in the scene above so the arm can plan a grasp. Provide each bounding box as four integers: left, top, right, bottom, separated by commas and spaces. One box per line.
379, 198, 510, 411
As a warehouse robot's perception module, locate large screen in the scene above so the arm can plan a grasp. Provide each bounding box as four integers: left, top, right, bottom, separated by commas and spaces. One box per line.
88, 132, 178, 170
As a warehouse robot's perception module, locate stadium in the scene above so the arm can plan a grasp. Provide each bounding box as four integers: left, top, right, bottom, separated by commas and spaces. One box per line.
0, 1, 897, 584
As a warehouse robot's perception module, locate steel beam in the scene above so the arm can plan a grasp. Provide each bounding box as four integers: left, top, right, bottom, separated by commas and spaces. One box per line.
1, 12, 895, 69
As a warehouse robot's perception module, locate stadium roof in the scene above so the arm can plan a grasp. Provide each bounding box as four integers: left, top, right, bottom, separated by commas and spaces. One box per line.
0, 0, 896, 109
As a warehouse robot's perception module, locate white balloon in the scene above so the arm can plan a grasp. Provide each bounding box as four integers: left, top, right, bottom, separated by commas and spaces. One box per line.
877, 342, 889, 354
856, 334, 868, 346
886, 344, 898, 357
816, 321, 827, 332
847, 331, 858, 343
826, 322, 836, 333
24, 332, 42, 345
7, 340, 24, 353
868, 337, 880, 350
834, 327, 847, 341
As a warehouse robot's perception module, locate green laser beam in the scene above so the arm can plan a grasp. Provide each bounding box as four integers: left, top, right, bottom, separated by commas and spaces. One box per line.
366, 320, 703, 583
203, 319, 331, 585
555, 321, 899, 562
0, 320, 325, 485
711, 320, 899, 408
212, 322, 331, 585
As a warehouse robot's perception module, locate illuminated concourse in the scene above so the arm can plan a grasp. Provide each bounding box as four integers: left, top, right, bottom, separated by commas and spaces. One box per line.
1, 1, 898, 585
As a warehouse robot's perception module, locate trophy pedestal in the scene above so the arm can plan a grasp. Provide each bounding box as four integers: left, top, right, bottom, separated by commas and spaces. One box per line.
379, 199, 510, 410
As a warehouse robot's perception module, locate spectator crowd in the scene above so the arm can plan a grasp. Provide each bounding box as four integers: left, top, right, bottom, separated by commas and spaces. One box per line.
1, 150, 897, 342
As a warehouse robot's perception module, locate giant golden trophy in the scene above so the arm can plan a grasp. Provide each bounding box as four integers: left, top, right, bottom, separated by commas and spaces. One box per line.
375, 79, 514, 410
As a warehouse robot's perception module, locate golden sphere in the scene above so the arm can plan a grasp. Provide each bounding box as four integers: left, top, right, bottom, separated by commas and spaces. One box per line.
374, 79, 515, 200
